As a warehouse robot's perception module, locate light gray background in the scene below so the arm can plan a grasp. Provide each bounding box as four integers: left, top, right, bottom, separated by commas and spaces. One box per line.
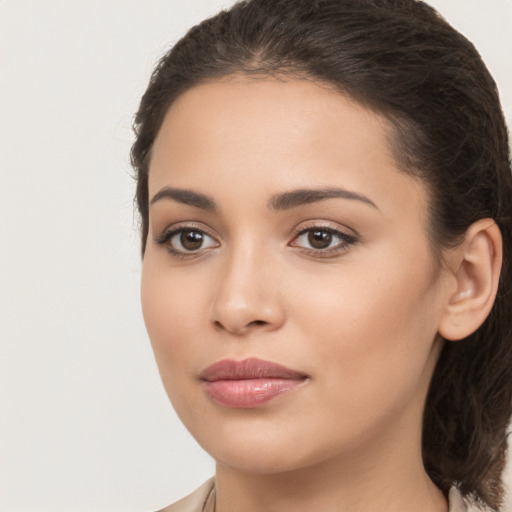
0, 1, 511, 511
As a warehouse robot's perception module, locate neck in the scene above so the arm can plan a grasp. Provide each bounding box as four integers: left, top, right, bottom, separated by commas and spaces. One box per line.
215, 449, 447, 512
213, 339, 448, 512
214, 406, 448, 512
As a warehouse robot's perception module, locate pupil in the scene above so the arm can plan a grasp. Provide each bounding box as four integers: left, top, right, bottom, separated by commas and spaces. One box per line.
308, 230, 332, 249
181, 230, 203, 250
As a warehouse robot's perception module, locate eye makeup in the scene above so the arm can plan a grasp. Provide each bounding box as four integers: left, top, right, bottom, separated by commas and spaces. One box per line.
153, 219, 358, 261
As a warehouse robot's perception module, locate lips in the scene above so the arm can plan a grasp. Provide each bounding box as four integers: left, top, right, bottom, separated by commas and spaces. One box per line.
200, 357, 308, 408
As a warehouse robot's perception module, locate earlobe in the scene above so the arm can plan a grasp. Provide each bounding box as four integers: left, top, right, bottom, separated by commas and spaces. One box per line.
438, 219, 502, 341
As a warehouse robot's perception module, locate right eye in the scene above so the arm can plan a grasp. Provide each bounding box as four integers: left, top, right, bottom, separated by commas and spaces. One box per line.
156, 227, 219, 257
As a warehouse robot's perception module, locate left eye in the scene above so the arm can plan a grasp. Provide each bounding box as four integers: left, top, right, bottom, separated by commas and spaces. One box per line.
291, 227, 356, 252
165, 228, 218, 253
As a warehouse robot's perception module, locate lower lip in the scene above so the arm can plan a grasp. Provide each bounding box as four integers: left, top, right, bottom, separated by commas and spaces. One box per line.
203, 378, 305, 408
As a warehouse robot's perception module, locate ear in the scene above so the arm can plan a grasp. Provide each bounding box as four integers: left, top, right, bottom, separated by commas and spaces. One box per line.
438, 219, 502, 341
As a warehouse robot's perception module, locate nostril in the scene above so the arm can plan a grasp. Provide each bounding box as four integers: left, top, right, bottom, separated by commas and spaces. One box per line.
249, 320, 267, 327
213, 318, 268, 332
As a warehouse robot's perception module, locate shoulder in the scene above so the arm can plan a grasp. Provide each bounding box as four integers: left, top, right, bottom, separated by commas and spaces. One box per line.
155, 481, 489, 512
156, 478, 215, 512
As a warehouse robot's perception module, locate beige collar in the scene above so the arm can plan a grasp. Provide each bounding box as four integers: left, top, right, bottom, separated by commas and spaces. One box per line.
159, 478, 475, 512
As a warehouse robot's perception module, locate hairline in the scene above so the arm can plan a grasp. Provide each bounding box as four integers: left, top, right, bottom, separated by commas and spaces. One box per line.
141, 70, 452, 269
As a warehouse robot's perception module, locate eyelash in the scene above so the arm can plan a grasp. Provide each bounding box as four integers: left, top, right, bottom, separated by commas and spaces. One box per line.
290, 223, 357, 258
154, 224, 218, 260
154, 223, 357, 260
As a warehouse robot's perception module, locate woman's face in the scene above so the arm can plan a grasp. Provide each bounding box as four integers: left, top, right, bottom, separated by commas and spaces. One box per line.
142, 77, 450, 474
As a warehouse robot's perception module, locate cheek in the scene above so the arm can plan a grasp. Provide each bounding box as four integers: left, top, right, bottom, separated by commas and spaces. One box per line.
140, 255, 207, 374
140, 256, 216, 426
290, 253, 442, 408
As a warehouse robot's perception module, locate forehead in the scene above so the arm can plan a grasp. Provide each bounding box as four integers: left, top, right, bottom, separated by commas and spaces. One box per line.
154, 76, 390, 152
152, 77, 391, 176
149, 76, 428, 225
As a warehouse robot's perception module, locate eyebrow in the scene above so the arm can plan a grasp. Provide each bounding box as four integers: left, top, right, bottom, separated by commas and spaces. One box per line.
149, 186, 377, 211
268, 187, 378, 210
150, 187, 217, 210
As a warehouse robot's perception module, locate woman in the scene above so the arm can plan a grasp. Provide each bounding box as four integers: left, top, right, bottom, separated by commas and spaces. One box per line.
131, 0, 512, 511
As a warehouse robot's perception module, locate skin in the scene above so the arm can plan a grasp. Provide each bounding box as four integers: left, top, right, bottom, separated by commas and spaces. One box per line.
141, 77, 454, 512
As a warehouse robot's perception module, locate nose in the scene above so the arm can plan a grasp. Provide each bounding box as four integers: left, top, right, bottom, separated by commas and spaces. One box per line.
210, 244, 286, 336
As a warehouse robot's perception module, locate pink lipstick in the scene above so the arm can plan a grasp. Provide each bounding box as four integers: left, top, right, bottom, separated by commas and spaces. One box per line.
200, 358, 307, 408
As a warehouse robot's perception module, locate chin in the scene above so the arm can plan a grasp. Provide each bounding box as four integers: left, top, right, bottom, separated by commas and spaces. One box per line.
211, 442, 319, 476
180, 413, 349, 476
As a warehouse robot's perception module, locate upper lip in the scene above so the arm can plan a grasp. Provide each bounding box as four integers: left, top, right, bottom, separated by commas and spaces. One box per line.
200, 357, 307, 382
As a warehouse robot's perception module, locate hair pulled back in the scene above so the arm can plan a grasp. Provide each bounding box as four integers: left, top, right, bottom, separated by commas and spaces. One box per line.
131, 1, 512, 509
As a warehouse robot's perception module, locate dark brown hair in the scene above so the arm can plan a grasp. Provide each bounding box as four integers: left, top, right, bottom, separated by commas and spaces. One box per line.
131, 0, 512, 509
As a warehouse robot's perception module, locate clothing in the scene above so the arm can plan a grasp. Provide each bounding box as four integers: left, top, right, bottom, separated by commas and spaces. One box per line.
156, 477, 478, 512
157, 479, 215, 512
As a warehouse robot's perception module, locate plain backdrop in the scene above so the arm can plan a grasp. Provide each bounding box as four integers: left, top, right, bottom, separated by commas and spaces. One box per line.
0, 1, 511, 511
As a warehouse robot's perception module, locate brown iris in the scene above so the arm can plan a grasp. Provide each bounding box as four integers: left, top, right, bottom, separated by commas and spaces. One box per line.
308, 229, 332, 249
180, 230, 204, 251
